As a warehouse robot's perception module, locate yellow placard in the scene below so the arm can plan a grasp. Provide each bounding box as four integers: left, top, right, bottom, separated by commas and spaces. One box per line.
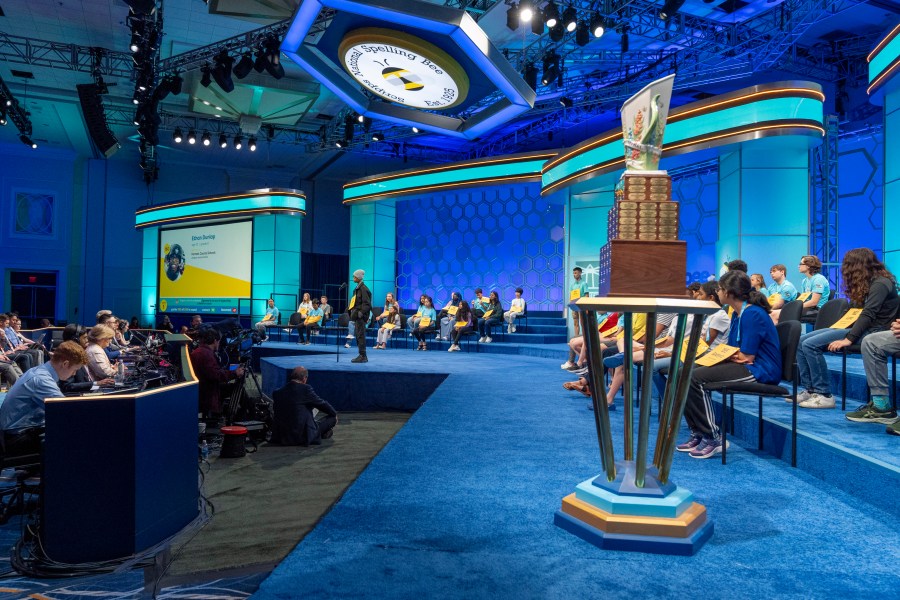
796, 292, 812, 302
381, 322, 396, 330
304, 315, 322, 325
454, 321, 468, 329
447, 306, 459, 316
511, 305, 523, 313
570, 289, 581, 301
695, 343, 739, 367
482, 310, 494, 319
767, 293, 782, 305
830, 308, 862, 329
299, 308, 309, 316
681, 338, 709, 362
418, 317, 432, 328
379, 311, 389, 319
348, 296, 356, 310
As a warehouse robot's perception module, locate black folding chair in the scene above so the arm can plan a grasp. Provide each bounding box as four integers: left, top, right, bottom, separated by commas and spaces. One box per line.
778, 300, 803, 323
706, 320, 802, 467
286, 312, 304, 343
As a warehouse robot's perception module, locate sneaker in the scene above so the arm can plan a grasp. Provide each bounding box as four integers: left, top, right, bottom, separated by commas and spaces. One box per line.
511, 325, 517, 333
507, 326, 513, 334
574, 366, 589, 376
346, 334, 353, 339
350, 355, 368, 363
344, 342, 351, 348
561, 361, 574, 370
566, 363, 582, 372
886, 421, 900, 436
484, 336, 492, 343
690, 438, 728, 459
676, 434, 704, 452
846, 403, 898, 424
478, 337, 485, 343
799, 393, 835, 409
790, 390, 812, 404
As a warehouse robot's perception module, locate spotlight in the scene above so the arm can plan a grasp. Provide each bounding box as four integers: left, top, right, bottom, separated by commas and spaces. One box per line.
335, 139, 345, 148
200, 64, 212, 88
506, 4, 519, 30
262, 36, 285, 79
0, 111, 6, 126
563, 6, 577, 32
248, 136, 257, 151
621, 28, 629, 53
187, 129, 197, 144
544, 1, 559, 27
170, 72, 183, 95
173, 128, 183, 143
201, 131, 211, 146
659, 0, 685, 20
233, 52, 253, 79
219, 133, 228, 148
372, 133, 383, 142
541, 53, 560, 86
591, 14, 605, 38
234, 134, 243, 150
531, 14, 544, 35
560, 96, 573, 108
211, 51, 235, 93
411, 126, 420, 133
132, 92, 141, 105
20, 134, 36, 149
356, 114, 365, 123
575, 21, 590, 46
523, 62, 538, 90
253, 47, 267, 73
519, 0, 533, 22
549, 23, 564, 41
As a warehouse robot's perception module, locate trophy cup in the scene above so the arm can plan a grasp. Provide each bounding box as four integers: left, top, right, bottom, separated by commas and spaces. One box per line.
598, 74, 687, 298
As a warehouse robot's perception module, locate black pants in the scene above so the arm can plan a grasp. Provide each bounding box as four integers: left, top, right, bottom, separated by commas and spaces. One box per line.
3, 427, 43, 456
451, 325, 473, 344
316, 415, 337, 441
413, 327, 434, 343
354, 318, 367, 356
685, 362, 756, 439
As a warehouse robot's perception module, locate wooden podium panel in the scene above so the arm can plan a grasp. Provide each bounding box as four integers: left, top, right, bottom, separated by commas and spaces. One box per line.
599, 239, 687, 298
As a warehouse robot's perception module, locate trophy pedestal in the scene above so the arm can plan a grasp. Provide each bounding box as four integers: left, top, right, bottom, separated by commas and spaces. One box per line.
599, 240, 687, 298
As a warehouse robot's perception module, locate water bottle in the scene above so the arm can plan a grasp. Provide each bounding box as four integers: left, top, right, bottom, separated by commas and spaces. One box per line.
200, 440, 209, 461
115, 361, 125, 386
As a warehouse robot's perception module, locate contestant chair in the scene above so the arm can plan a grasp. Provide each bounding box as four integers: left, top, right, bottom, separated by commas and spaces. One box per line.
388, 315, 409, 349
286, 312, 305, 343
778, 300, 803, 324
706, 320, 802, 467
263, 312, 282, 340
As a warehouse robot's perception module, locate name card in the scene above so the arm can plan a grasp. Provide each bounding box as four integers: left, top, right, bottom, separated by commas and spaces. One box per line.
695, 343, 739, 367
830, 308, 862, 329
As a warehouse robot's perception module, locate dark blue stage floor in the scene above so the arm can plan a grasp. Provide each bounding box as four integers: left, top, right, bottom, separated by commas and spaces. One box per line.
251, 342, 900, 598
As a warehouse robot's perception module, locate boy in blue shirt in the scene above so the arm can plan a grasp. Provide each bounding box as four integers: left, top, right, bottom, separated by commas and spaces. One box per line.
255, 298, 280, 341
766, 263, 798, 309
799, 255, 830, 314
569, 267, 589, 336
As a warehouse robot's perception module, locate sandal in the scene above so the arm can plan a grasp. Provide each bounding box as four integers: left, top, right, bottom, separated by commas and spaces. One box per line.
563, 382, 579, 391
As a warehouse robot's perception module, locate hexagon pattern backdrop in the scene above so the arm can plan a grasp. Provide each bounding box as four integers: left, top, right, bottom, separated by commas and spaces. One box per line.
671, 168, 718, 283
395, 183, 566, 310
837, 131, 883, 259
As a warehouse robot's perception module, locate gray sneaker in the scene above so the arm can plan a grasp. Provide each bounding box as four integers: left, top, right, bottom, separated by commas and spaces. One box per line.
799, 393, 835, 409
846, 403, 898, 424
791, 390, 812, 404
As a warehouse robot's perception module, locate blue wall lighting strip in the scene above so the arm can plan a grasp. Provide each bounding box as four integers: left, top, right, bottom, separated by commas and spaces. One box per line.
868, 23, 900, 98
135, 193, 306, 229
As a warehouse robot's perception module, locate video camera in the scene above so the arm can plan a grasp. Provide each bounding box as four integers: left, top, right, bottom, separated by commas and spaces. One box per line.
222, 328, 263, 364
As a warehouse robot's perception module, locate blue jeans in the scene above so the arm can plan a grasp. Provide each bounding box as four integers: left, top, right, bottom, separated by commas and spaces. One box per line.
797, 327, 849, 394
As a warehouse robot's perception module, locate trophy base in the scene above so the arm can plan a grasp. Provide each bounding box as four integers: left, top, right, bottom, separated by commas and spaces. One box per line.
599, 240, 687, 298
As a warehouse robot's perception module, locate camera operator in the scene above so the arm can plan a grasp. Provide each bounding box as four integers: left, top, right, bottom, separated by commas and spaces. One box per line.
181, 314, 205, 338
190, 328, 244, 421
270, 366, 337, 446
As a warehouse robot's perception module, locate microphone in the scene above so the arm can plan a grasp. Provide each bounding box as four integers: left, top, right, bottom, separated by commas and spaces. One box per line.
339, 282, 347, 289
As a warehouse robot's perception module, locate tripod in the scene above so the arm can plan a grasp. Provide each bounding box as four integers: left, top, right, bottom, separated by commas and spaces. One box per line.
224, 361, 271, 426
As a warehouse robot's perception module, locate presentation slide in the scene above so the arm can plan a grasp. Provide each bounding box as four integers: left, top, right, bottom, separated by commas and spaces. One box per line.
158, 221, 252, 314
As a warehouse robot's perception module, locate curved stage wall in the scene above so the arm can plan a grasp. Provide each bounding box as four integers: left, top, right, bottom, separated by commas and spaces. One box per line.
344, 82, 837, 309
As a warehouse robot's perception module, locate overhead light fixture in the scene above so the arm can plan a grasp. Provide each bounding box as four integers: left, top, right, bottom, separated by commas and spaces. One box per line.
541, 52, 560, 86
211, 51, 235, 93
335, 139, 345, 148
621, 27, 629, 53
132, 92, 141, 105
234, 134, 243, 150
253, 47, 267, 73
262, 36, 285, 79
531, 13, 544, 35
200, 64, 212, 88
233, 52, 254, 79
187, 129, 197, 144
130, 32, 141, 53
411, 126, 419, 133
356, 113, 365, 123
0, 111, 7, 126
173, 128, 183, 143
549, 22, 564, 41
170, 72, 183, 95
519, 0, 533, 22
219, 133, 228, 148
523, 62, 538, 91
372, 133, 383, 142
575, 20, 590, 46
591, 14, 605, 38
544, 1, 560, 27
201, 131, 211, 146
506, 3, 519, 30
563, 6, 578, 32
560, 96, 573, 108
248, 136, 257, 151
20, 133, 36, 149
659, 0, 685, 20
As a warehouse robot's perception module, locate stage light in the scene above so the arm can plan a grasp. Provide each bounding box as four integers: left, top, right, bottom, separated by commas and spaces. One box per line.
523, 62, 538, 90
262, 36, 285, 80
356, 114, 365, 123
200, 64, 212, 88
549, 23, 564, 41
541, 53, 559, 86
506, 4, 519, 30
372, 132, 383, 142
531, 13, 544, 35
130, 32, 140, 53
133, 110, 141, 126
659, 0, 685, 20
212, 51, 235, 93
248, 136, 257, 151
253, 47, 267, 73
544, 1, 559, 27
20, 134, 36, 149
621, 28, 629, 53
234, 134, 243, 149
563, 6, 577, 32
411, 126, 419, 133
170, 72, 183, 95
560, 96, 573, 108
575, 21, 590, 46
201, 131, 211, 146
173, 128, 183, 143
519, 0, 533, 22
0, 111, 6, 126
219, 133, 228, 148
335, 139, 345, 148
187, 129, 197, 144
233, 52, 253, 79
591, 14, 605, 38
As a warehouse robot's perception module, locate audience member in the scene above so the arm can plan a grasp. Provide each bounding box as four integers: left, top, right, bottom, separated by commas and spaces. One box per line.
129, 316, 140, 329
504, 288, 526, 333
687, 282, 702, 298
0, 350, 23, 388
270, 366, 337, 446
0, 314, 35, 372
159, 315, 175, 332
750, 273, 767, 292
181, 314, 204, 338
477, 291, 503, 343
85, 324, 120, 380
39, 318, 52, 328
725, 259, 748, 273
59, 324, 113, 392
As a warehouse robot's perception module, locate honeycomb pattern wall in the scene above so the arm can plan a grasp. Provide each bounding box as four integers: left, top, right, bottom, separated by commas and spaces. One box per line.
395, 183, 565, 310
671, 168, 719, 283
837, 131, 883, 259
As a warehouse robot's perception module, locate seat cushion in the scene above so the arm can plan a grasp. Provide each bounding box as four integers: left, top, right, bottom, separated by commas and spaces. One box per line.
704, 382, 789, 397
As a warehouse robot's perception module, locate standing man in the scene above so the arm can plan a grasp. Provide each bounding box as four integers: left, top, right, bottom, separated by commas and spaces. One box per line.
255, 299, 280, 341
191, 328, 244, 421
569, 266, 589, 336
348, 269, 372, 363
270, 366, 338, 445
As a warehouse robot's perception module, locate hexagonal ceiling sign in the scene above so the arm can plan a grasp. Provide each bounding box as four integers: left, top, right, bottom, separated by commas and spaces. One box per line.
281, 0, 535, 139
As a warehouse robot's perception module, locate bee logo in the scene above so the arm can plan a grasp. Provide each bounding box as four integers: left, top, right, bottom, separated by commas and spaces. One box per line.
160, 300, 168, 312
164, 243, 171, 254
381, 62, 424, 92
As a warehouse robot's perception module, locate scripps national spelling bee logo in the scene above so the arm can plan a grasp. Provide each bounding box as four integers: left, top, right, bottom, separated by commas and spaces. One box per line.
339, 28, 469, 110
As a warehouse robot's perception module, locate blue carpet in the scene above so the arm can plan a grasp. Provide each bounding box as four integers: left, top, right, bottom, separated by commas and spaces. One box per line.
253, 352, 900, 599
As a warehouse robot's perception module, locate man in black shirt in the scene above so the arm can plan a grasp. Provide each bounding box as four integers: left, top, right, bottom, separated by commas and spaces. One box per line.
271, 366, 338, 446
348, 269, 372, 363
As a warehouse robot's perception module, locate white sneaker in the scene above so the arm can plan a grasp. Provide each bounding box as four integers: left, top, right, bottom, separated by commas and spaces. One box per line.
561, 361, 575, 370
448, 344, 459, 352
799, 393, 836, 409
344, 342, 351, 348
511, 325, 517, 333
478, 337, 485, 343
484, 336, 492, 343
791, 390, 812, 403
345, 334, 353, 339
507, 326, 513, 334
